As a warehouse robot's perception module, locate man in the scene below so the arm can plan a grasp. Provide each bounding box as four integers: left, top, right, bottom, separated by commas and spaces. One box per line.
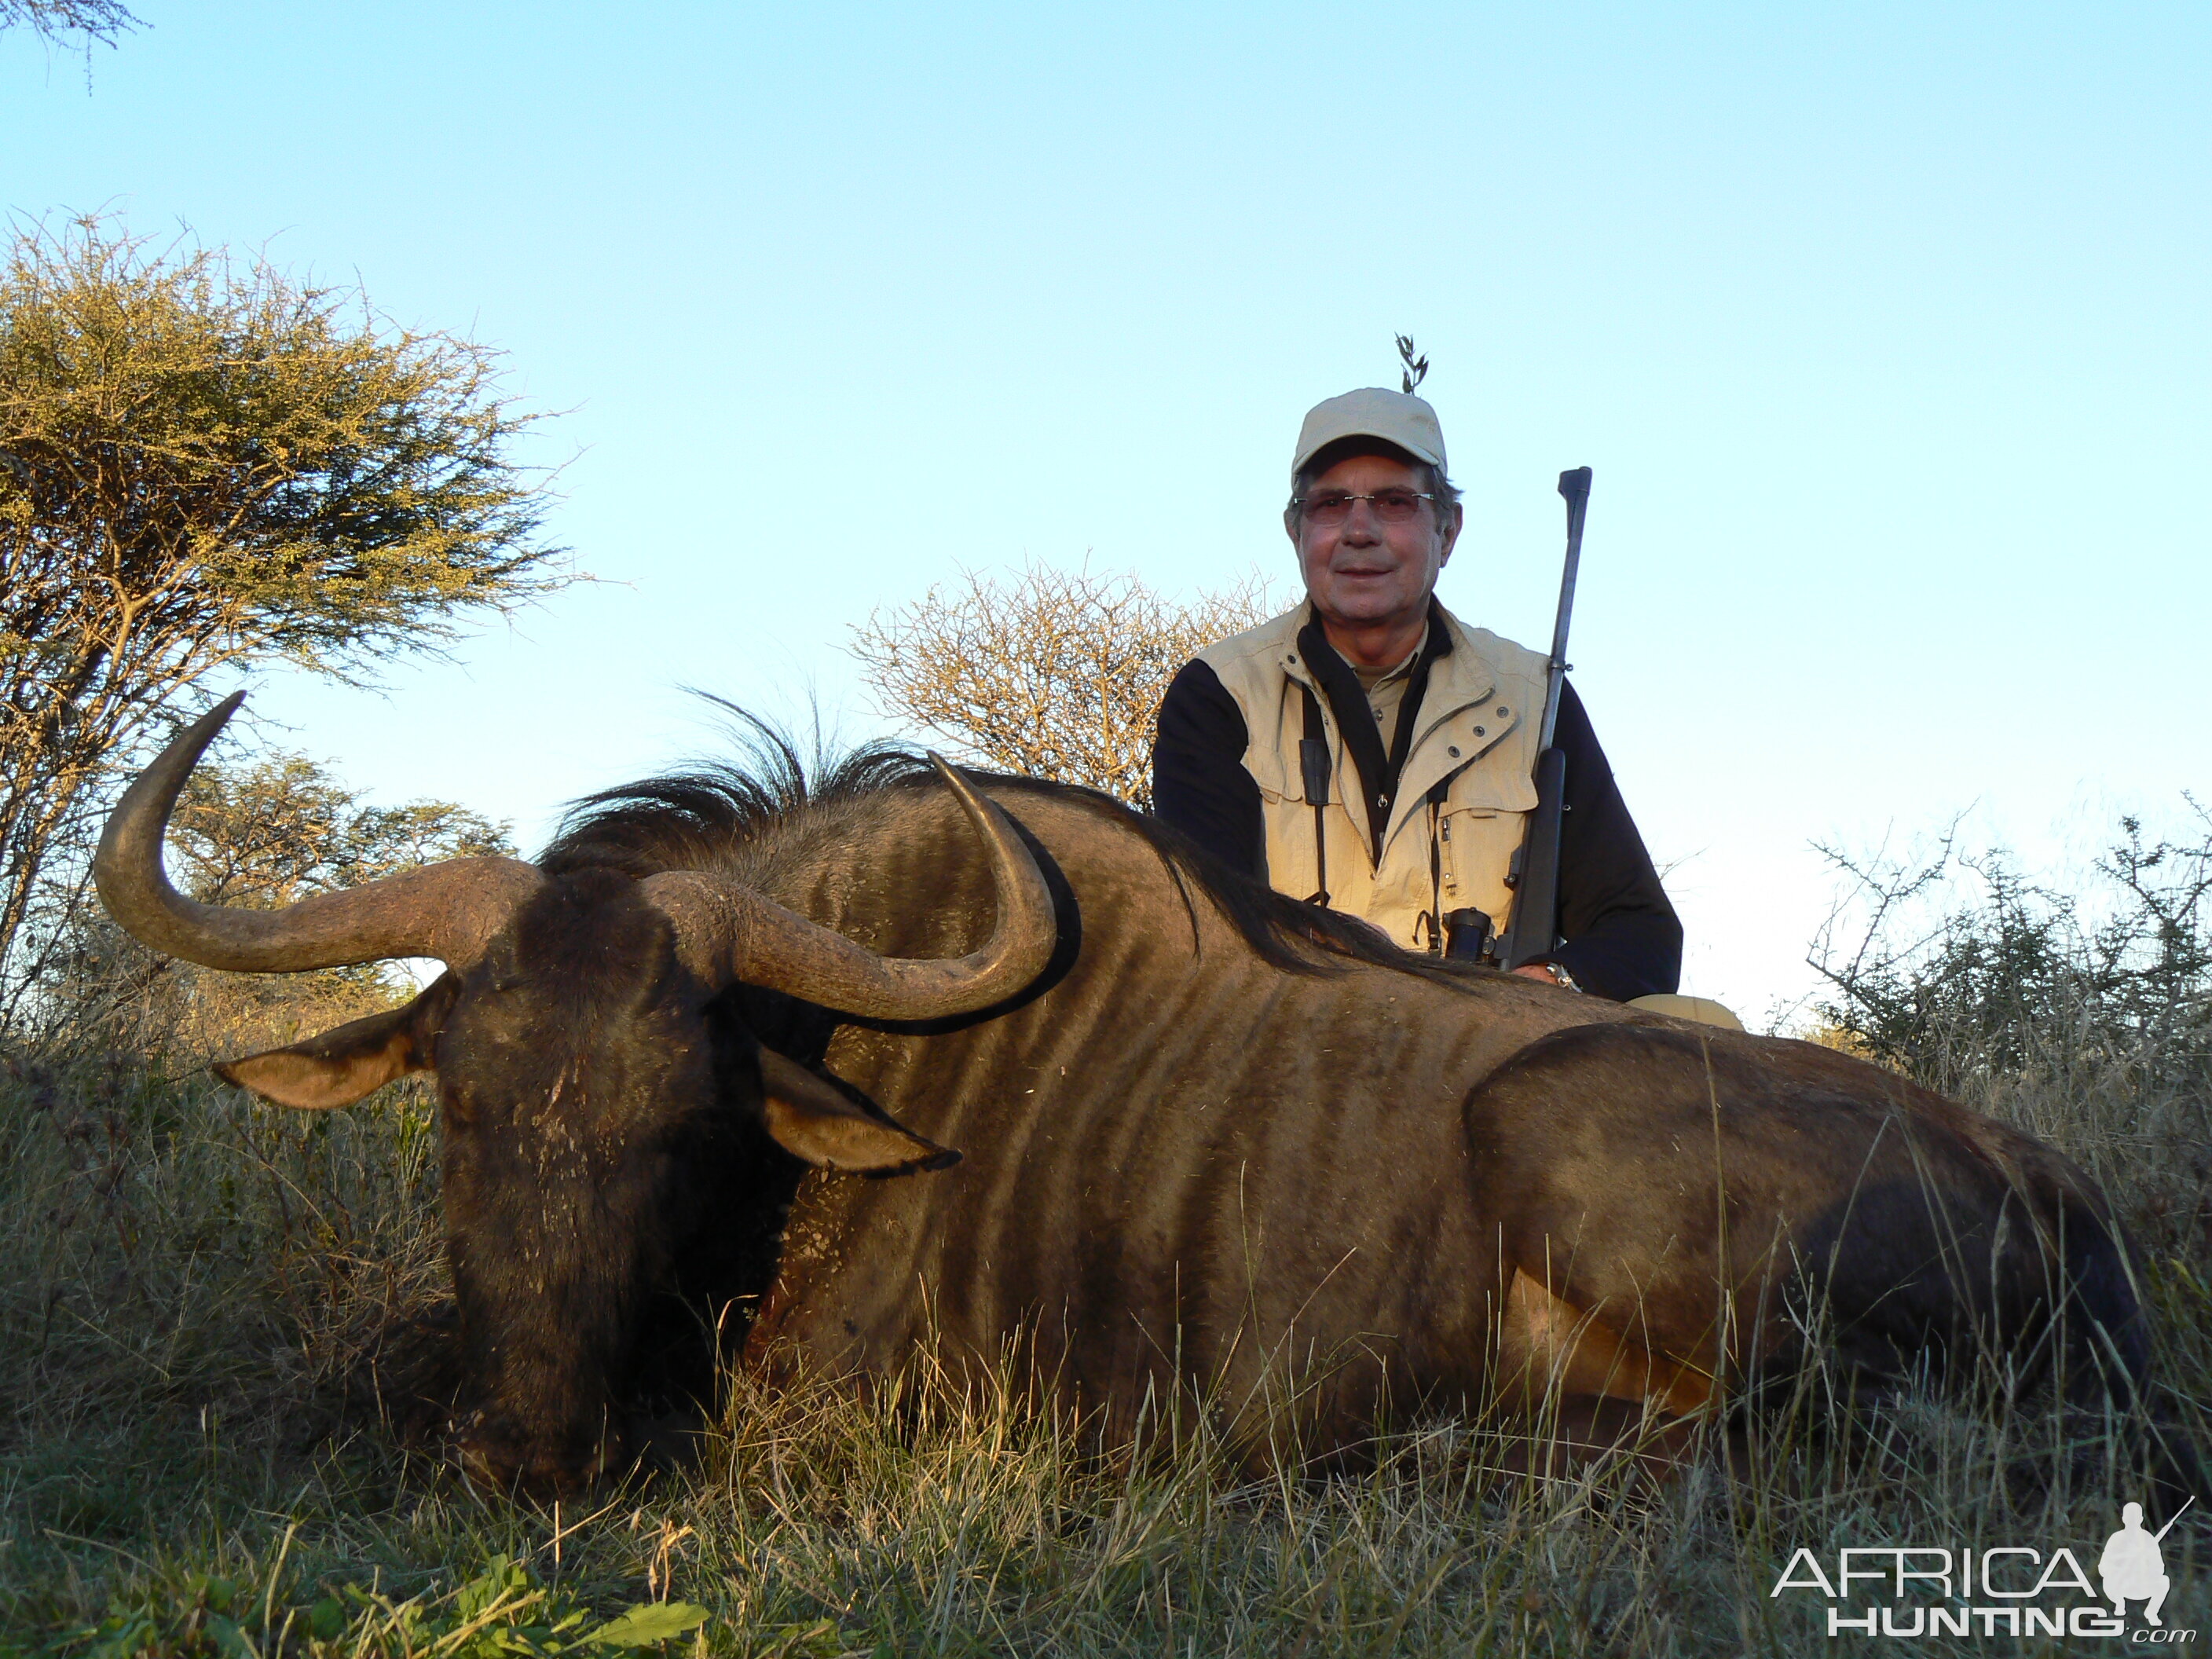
1150, 386, 1683, 1004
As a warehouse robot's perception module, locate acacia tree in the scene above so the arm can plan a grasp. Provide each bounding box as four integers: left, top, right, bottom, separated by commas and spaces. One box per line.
850, 561, 1275, 809
0, 218, 566, 997
0, 0, 137, 44
0, 0, 142, 75
166, 752, 515, 910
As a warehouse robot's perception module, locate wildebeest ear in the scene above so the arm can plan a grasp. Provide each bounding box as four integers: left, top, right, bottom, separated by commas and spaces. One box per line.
756, 1049, 958, 1174
213, 978, 452, 1111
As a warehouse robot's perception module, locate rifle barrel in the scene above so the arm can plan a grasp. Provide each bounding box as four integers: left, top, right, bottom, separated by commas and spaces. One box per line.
1538, 467, 1592, 752
1494, 467, 1591, 970
2154, 1494, 2196, 1542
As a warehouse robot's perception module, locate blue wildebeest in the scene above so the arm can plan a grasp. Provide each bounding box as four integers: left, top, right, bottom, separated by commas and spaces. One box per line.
96, 695, 2189, 1497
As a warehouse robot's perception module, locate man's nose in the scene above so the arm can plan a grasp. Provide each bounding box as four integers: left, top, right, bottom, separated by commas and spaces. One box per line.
1339, 498, 1383, 540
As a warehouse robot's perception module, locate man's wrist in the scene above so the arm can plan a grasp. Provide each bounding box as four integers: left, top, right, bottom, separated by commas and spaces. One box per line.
1530, 961, 1581, 993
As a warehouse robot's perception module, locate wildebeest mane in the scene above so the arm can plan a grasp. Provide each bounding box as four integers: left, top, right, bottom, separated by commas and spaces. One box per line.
541, 708, 1490, 989
540, 706, 925, 881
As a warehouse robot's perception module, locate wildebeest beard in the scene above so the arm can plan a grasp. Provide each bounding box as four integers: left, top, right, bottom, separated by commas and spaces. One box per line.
452, 853, 1051, 1490
93, 698, 2204, 1506
424, 871, 755, 1491
412, 804, 1053, 1492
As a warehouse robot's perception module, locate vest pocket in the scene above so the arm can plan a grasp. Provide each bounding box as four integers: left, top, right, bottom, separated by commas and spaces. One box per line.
1437, 805, 1531, 921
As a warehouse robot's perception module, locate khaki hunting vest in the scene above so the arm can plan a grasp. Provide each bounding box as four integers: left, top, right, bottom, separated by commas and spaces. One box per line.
1197, 606, 1550, 953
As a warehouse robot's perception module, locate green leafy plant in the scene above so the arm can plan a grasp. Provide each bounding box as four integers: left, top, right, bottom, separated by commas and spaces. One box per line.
46, 1558, 709, 1659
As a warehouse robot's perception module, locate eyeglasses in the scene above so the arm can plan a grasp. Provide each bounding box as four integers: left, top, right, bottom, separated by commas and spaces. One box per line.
1292, 489, 1436, 527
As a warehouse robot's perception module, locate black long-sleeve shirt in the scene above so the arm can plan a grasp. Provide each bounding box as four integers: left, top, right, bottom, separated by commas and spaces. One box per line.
1150, 650, 1683, 1002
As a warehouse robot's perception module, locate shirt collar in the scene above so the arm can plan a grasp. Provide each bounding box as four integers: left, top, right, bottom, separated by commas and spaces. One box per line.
1361, 624, 1430, 687
1300, 601, 1454, 682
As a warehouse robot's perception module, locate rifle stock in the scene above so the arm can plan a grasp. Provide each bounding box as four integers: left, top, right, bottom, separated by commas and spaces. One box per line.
1499, 745, 1566, 967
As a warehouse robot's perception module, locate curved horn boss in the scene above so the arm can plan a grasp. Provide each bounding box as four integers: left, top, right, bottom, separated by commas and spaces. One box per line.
641, 755, 1056, 1019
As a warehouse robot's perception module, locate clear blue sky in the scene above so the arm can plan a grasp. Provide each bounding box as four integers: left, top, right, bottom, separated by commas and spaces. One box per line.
7, 2, 2207, 1023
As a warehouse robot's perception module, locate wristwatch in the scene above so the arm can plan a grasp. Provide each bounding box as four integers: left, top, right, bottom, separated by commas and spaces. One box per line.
1533, 961, 1581, 993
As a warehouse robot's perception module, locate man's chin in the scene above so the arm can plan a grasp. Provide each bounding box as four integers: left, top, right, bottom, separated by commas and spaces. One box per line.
1318, 595, 1413, 628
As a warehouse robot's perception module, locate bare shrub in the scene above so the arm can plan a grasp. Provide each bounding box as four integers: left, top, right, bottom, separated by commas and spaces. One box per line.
1811, 808, 2212, 1266
850, 561, 1276, 808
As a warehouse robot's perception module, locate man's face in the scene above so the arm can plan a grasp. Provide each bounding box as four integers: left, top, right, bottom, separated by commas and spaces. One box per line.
1287, 451, 1462, 641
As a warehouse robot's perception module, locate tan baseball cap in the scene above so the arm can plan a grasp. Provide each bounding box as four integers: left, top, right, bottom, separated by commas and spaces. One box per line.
1292, 387, 1448, 478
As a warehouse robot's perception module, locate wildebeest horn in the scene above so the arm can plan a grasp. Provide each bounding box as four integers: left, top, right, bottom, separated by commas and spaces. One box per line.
94, 693, 545, 972
639, 756, 1056, 1020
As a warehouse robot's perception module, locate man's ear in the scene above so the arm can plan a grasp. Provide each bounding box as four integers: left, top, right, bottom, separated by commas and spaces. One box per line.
756, 1049, 957, 1174
1437, 498, 1463, 563
213, 976, 455, 1110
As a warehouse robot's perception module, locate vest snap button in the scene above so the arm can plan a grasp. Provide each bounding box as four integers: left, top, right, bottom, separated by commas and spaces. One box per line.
1448, 745, 1460, 757
1473, 727, 1485, 738
1497, 706, 1508, 716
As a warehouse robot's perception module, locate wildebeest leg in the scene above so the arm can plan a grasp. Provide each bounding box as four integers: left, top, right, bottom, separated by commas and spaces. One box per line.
1495, 1269, 1719, 1419
1484, 1267, 1719, 1489
1467, 1018, 2204, 1509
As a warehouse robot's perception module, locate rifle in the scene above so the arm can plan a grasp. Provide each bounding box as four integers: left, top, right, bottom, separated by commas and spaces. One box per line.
2153, 1495, 2196, 1543
1490, 466, 1591, 969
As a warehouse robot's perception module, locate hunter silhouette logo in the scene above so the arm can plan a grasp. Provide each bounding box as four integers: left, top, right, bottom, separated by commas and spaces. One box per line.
1771, 1497, 2197, 1641
2102, 1499, 2192, 1627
